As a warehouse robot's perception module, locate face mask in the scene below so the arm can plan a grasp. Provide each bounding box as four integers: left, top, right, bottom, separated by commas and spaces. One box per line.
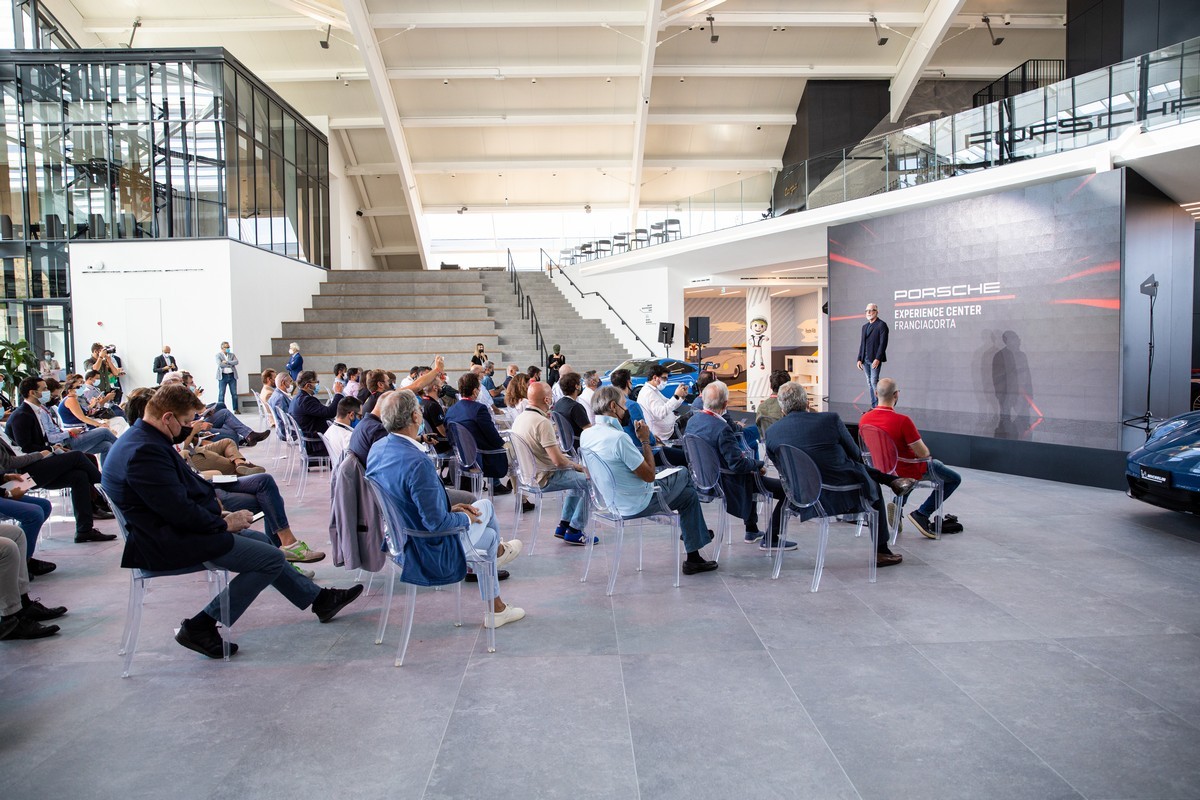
38, 390, 51, 404
91, 379, 101, 388
172, 423, 193, 445
312, 383, 322, 393
350, 416, 360, 429
188, 385, 197, 393
617, 408, 630, 427
223, 348, 231, 354
43, 354, 51, 359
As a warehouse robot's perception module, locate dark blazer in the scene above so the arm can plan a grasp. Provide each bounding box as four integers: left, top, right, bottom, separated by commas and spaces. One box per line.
858, 319, 889, 364
444, 397, 509, 478
101, 419, 234, 571
289, 390, 343, 456
152, 354, 178, 383
7, 403, 50, 453
685, 410, 764, 521
765, 410, 877, 520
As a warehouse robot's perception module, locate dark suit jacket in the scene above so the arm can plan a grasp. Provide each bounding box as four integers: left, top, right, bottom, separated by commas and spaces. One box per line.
101, 419, 234, 571
289, 390, 343, 456
152, 354, 177, 383
444, 398, 509, 478
765, 410, 877, 520
858, 319, 889, 364
7, 402, 51, 453
685, 410, 764, 521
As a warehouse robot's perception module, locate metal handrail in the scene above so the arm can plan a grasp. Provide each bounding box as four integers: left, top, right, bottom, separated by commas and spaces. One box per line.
540, 248, 656, 357
505, 250, 548, 367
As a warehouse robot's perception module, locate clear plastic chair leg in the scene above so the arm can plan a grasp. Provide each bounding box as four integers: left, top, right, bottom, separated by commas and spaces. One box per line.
395, 583, 418, 666
581, 519, 597, 582
375, 566, 397, 645
810, 518, 831, 592
606, 522, 625, 596
868, 512, 878, 584
672, 522, 681, 588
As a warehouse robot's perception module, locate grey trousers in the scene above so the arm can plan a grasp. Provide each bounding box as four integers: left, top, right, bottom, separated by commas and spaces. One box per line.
0, 523, 29, 617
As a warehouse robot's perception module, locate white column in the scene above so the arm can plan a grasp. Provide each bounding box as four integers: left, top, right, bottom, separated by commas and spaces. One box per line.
745, 286, 772, 411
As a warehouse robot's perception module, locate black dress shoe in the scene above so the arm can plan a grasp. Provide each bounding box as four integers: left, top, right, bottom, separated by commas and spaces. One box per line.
27, 558, 57, 577
91, 508, 115, 521
312, 584, 365, 623
175, 621, 237, 658
0, 616, 18, 640
75, 528, 117, 543
521, 499, 536, 513
491, 482, 513, 496
242, 430, 272, 447
21, 598, 67, 622
465, 569, 509, 582
681, 559, 719, 575
1, 616, 59, 640
889, 478, 917, 497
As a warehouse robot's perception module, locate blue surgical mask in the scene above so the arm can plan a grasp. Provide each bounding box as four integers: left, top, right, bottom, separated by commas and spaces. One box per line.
38, 390, 51, 403
188, 385, 197, 393
312, 383, 322, 393
91, 379, 101, 387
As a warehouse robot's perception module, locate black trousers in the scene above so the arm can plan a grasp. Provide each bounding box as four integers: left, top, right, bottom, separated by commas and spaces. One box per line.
24, 451, 100, 534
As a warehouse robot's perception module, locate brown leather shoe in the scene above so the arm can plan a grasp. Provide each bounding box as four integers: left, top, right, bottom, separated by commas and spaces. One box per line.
876, 552, 903, 568
889, 478, 917, 497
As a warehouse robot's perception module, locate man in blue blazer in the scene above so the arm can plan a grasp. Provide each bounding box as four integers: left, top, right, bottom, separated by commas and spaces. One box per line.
685, 381, 791, 550
102, 384, 362, 659
289, 371, 342, 457
764, 382, 907, 568
444, 371, 512, 496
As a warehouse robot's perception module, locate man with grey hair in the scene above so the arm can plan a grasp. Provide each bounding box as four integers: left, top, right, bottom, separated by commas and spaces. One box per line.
481, 360, 505, 409
685, 381, 792, 548
367, 390, 524, 628
765, 382, 909, 568
579, 370, 601, 424
857, 302, 889, 408
580, 386, 718, 576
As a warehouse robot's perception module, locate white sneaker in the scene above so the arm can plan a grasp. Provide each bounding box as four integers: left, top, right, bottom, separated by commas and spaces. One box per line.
496, 539, 523, 569
485, 605, 525, 628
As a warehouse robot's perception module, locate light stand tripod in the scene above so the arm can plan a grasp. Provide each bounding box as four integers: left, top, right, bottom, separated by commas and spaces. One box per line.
1122, 274, 1159, 439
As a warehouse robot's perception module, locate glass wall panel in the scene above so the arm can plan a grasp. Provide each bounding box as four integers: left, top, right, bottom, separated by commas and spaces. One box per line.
253, 88, 268, 145
0, 82, 24, 240
111, 124, 151, 238
254, 144, 270, 247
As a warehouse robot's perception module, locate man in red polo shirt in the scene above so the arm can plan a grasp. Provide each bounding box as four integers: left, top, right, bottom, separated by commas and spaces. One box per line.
859, 378, 963, 538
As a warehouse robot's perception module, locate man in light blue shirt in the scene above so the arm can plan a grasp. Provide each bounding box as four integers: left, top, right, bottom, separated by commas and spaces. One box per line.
579, 386, 716, 575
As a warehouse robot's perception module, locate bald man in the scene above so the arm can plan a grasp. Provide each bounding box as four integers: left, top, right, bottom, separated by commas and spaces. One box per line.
509, 381, 591, 544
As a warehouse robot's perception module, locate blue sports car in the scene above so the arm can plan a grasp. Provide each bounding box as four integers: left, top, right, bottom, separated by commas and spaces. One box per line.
602, 358, 700, 398
1126, 411, 1200, 513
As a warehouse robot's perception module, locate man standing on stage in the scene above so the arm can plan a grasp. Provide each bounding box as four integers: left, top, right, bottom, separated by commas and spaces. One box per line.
857, 303, 889, 408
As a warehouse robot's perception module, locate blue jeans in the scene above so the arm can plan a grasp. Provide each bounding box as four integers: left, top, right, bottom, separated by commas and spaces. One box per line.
633, 470, 708, 553
67, 427, 117, 464
916, 460, 962, 517
201, 529, 320, 625
541, 469, 589, 529
215, 474, 289, 546
217, 375, 239, 412
207, 407, 252, 442
863, 362, 882, 407
0, 496, 51, 557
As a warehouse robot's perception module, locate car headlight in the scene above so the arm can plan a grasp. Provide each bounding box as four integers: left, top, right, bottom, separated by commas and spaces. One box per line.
1150, 419, 1188, 441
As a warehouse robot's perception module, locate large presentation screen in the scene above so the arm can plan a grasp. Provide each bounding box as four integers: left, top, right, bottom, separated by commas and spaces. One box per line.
827, 170, 1123, 445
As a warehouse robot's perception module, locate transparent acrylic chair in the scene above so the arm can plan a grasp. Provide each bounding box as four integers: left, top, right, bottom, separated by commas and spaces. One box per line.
551, 410, 579, 459
364, 478, 497, 665
507, 432, 581, 554
269, 404, 299, 483
769, 444, 878, 591
681, 434, 731, 561
447, 421, 507, 499
280, 414, 331, 499
858, 424, 943, 544
97, 486, 232, 677
578, 447, 683, 596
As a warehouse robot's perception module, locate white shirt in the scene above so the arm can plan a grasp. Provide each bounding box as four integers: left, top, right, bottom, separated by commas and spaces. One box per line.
399, 376, 415, 388
551, 382, 564, 404
638, 381, 684, 440
579, 386, 597, 424
324, 420, 354, 459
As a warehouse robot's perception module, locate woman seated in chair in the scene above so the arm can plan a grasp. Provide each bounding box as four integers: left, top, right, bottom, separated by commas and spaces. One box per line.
59, 374, 112, 429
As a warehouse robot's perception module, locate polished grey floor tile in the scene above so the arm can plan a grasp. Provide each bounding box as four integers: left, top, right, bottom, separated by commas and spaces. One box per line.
848, 583, 1042, 644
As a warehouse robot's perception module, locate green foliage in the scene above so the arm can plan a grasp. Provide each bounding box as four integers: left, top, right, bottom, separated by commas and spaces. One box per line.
0, 339, 39, 399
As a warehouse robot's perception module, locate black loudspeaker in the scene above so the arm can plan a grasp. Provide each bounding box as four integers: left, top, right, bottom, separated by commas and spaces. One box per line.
658, 322, 675, 345
688, 316, 710, 343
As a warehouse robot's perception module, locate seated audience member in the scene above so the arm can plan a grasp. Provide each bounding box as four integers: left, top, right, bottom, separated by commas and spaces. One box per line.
330, 363, 348, 394
526, 365, 542, 383
354, 370, 372, 403
385, 371, 398, 391
152, 346, 177, 384
481, 361, 505, 409
79, 370, 122, 419
690, 370, 716, 410
259, 369, 277, 411
360, 370, 388, 415
343, 368, 362, 399
688, 381, 791, 548
366, 390, 524, 628
504, 372, 530, 413
581, 387, 717, 575
101, 384, 362, 659
579, 371, 601, 424
766, 382, 905, 568
755, 370, 791, 436
8, 377, 117, 464
502, 364, 519, 391
323, 396, 361, 459
267, 372, 294, 436
551, 372, 590, 449
348, 390, 390, 465
39, 349, 61, 379
512, 382, 590, 545
128, 389, 261, 476
399, 366, 420, 389
608, 368, 685, 467
289, 371, 342, 457
445, 372, 516, 499
123, 390, 324, 565
550, 364, 574, 403
687, 369, 759, 452
0, 476, 53, 577
418, 380, 452, 453
59, 374, 109, 428
0, 424, 114, 543
638, 363, 690, 441
285, 342, 303, 381
0, 523, 66, 641
860, 378, 964, 537
166, 372, 270, 447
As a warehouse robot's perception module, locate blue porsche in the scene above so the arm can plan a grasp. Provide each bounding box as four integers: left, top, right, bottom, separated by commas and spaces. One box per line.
1126, 411, 1200, 513
602, 358, 700, 398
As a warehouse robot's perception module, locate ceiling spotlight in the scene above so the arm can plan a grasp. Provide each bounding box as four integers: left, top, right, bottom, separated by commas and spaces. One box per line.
319, 24, 331, 49
1003, 14, 1012, 25
442, 78, 449, 85
870, 15, 888, 46
679, 77, 685, 83
605, 77, 612, 83
531, 77, 537, 84
584, 204, 592, 213
457, 206, 467, 214
982, 16, 1004, 46
707, 15, 718, 44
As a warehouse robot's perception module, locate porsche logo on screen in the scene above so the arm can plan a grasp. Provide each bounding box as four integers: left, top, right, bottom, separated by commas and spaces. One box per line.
894, 282, 1001, 302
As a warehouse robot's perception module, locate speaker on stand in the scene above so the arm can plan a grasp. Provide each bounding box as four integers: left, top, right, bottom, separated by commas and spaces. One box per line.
658, 322, 675, 359
688, 316, 710, 374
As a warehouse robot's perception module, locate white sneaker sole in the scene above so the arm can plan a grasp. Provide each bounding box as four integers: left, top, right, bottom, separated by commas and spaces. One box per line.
485, 607, 525, 628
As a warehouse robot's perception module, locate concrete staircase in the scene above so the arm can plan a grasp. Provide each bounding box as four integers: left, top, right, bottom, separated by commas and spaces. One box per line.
257, 269, 633, 381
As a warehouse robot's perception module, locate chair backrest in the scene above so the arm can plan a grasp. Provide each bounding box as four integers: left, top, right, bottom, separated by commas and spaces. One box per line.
550, 410, 577, 456
364, 477, 470, 581
681, 434, 722, 494
318, 431, 346, 468
447, 421, 479, 470
96, 485, 132, 542
769, 444, 823, 511
579, 447, 621, 516
858, 425, 899, 474
506, 432, 541, 489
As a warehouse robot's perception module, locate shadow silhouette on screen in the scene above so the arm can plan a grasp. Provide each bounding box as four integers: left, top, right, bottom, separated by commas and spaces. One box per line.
990, 330, 1034, 439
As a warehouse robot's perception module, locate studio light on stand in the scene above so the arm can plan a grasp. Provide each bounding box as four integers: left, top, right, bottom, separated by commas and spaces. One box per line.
1123, 273, 1159, 438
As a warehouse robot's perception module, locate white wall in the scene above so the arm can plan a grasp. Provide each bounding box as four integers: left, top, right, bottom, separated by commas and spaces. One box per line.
550, 262, 674, 360
228, 240, 326, 382
69, 240, 233, 391
327, 132, 380, 271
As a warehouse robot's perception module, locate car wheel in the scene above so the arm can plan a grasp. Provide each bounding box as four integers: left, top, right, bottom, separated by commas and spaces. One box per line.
732, 365, 742, 380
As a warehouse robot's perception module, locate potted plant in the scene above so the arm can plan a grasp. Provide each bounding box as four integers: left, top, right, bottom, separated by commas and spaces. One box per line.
0, 339, 39, 401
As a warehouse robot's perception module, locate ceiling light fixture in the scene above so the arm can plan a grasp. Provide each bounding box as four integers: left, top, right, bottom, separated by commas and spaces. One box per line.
707, 15, 718, 44
457, 206, 467, 214
584, 204, 592, 213
319, 24, 331, 49
870, 15, 888, 46
442, 78, 449, 85
982, 16, 1005, 46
